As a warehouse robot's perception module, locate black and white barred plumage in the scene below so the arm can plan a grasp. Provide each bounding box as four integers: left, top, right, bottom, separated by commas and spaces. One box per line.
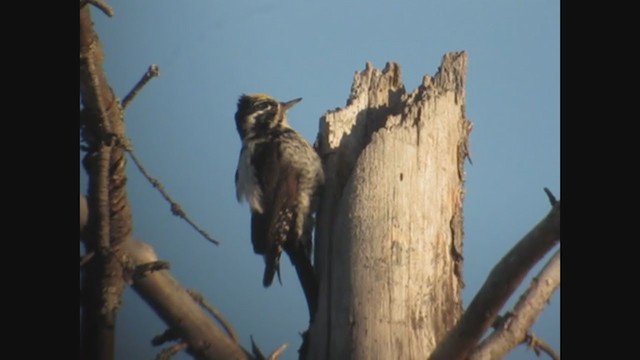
234, 94, 324, 308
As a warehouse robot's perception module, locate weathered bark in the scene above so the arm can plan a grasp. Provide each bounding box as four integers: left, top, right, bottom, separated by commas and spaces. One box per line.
80, 6, 128, 359
309, 53, 470, 359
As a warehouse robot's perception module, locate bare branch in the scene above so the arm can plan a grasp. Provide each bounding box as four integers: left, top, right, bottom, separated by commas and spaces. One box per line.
152, 329, 180, 346
122, 64, 160, 110
429, 199, 560, 360
251, 336, 287, 360
469, 250, 560, 359
188, 289, 240, 343
156, 342, 188, 360
80, 0, 114, 17
267, 343, 288, 360
125, 145, 220, 245
523, 332, 560, 360
543, 187, 558, 206
121, 239, 252, 359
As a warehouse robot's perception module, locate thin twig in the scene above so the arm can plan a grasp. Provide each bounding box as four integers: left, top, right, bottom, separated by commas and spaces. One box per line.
122, 64, 160, 110
251, 335, 288, 360
267, 343, 288, 360
156, 342, 188, 360
523, 332, 560, 360
152, 329, 180, 346
188, 289, 239, 343
543, 187, 558, 206
80, 0, 114, 17
125, 144, 220, 245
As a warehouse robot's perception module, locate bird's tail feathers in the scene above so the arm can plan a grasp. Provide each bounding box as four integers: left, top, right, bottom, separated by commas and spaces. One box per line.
262, 250, 282, 287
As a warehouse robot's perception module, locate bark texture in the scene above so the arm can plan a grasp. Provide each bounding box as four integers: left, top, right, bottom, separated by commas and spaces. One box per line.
80, 7, 129, 359
309, 52, 470, 359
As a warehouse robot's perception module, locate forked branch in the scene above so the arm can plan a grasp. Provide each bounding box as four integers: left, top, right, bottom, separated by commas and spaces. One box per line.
429, 191, 560, 360
469, 250, 561, 359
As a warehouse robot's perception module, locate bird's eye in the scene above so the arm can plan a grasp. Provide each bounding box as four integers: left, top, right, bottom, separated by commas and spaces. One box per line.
256, 102, 271, 111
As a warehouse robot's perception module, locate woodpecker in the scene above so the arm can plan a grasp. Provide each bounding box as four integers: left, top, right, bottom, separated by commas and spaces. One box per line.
234, 93, 324, 318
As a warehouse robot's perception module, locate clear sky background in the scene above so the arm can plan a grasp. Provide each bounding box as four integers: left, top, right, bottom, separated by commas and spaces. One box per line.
81, 0, 559, 359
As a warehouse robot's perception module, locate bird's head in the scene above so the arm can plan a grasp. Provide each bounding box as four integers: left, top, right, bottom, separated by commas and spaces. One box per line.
235, 93, 302, 140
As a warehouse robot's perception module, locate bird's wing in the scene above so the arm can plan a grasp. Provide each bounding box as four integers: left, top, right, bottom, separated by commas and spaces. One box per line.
250, 138, 301, 286
251, 134, 319, 317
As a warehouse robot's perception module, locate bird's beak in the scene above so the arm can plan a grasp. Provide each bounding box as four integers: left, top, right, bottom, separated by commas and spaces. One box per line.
281, 97, 302, 112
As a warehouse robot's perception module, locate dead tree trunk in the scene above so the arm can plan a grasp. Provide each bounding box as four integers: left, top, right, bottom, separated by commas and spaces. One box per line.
308, 52, 470, 359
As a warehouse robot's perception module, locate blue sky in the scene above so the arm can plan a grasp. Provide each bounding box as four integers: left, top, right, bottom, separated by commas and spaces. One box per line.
82, 1, 559, 359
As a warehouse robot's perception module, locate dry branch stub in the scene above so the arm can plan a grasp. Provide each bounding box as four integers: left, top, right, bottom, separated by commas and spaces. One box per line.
309, 52, 470, 359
